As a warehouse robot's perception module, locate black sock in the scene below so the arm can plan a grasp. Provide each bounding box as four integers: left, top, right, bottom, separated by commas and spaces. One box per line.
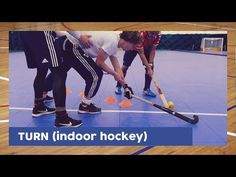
34, 99, 44, 107
56, 111, 67, 118
144, 74, 151, 90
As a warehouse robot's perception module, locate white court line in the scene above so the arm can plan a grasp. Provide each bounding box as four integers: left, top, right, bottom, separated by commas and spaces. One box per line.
0, 47, 9, 49
0, 76, 9, 81
9, 107, 227, 117
174, 22, 236, 31
1, 119, 235, 137
6, 107, 235, 136
1, 117, 234, 137
227, 132, 236, 137
1, 117, 235, 137
0, 120, 9, 123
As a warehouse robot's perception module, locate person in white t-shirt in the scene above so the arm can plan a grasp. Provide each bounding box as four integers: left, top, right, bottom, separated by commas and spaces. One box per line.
57, 31, 142, 114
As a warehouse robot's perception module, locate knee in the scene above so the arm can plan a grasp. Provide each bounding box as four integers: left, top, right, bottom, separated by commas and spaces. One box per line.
91, 70, 103, 85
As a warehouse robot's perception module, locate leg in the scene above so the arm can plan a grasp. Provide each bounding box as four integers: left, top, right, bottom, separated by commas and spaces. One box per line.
43, 72, 53, 93
34, 67, 48, 100
144, 68, 153, 90
31, 67, 56, 117
65, 45, 103, 113
69, 47, 103, 99
43, 72, 54, 102
116, 65, 128, 87
22, 31, 81, 126
42, 60, 72, 102
143, 47, 156, 97
115, 50, 137, 94
50, 65, 82, 127
49, 67, 67, 110
20, 31, 56, 117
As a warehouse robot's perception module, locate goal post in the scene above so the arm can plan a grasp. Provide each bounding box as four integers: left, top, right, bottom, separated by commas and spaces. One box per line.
200, 38, 224, 52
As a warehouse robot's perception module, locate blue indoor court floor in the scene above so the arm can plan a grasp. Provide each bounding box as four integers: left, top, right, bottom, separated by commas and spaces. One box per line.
9, 50, 227, 145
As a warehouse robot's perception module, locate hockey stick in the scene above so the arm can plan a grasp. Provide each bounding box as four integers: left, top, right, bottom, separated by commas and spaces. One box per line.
131, 94, 199, 124
152, 75, 169, 108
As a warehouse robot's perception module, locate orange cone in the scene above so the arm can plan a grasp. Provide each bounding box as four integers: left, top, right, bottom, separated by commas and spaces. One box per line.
119, 99, 133, 107
104, 96, 117, 104
78, 91, 84, 97
66, 88, 72, 95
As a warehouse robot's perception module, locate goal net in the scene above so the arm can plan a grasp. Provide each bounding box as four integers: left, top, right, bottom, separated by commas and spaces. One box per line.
200, 38, 224, 52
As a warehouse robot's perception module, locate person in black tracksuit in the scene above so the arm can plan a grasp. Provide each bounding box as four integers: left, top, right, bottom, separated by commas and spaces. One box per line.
37, 34, 104, 114
20, 31, 82, 127
56, 31, 138, 114
33, 31, 138, 115
62, 39, 104, 114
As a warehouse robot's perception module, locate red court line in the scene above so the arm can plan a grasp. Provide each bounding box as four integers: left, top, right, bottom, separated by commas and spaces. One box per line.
0, 104, 9, 108
60, 22, 145, 31
227, 75, 236, 78
113, 23, 145, 31
60, 22, 74, 30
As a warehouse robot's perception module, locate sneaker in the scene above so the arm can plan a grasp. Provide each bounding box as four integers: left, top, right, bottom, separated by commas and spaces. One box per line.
43, 95, 54, 102
115, 86, 122, 95
143, 89, 156, 97
55, 114, 82, 127
78, 102, 101, 114
32, 105, 56, 117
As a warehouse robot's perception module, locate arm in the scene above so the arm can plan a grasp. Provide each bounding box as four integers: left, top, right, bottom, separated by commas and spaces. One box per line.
109, 56, 133, 98
109, 55, 124, 78
137, 48, 153, 77
67, 31, 86, 41
149, 45, 156, 64
67, 31, 92, 48
95, 49, 113, 74
96, 49, 124, 84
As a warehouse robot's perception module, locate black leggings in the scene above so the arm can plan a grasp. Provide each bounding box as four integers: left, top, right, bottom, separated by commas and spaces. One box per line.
39, 40, 104, 101
63, 42, 103, 99
44, 72, 53, 92
49, 67, 67, 108
33, 68, 53, 99
34, 65, 67, 108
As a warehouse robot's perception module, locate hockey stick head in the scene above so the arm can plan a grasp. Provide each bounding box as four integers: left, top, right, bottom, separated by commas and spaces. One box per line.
190, 115, 199, 124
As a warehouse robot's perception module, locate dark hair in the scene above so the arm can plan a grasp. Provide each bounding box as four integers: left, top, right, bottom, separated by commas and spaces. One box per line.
120, 31, 143, 44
